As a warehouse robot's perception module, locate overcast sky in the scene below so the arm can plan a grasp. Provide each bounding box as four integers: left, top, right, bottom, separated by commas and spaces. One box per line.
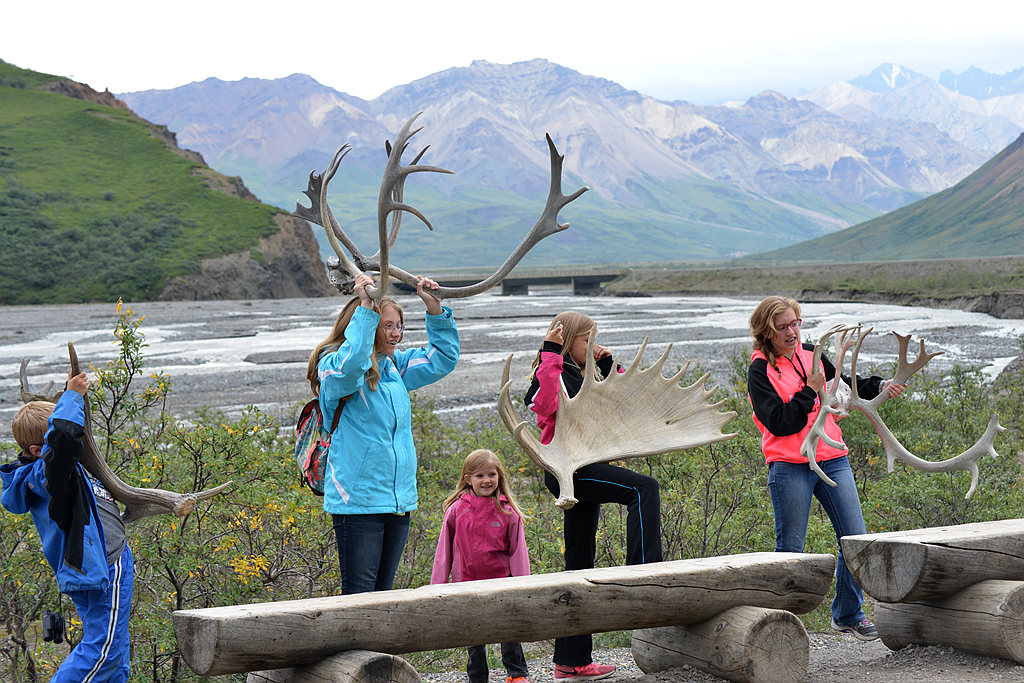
5, 0, 1024, 103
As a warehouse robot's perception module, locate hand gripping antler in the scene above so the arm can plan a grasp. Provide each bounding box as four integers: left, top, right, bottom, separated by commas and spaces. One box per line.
19, 344, 232, 523
499, 329, 736, 509
801, 325, 1003, 498
295, 113, 588, 299
800, 324, 860, 486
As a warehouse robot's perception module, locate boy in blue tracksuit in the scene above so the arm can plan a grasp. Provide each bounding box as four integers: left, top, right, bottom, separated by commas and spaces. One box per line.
1, 372, 133, 682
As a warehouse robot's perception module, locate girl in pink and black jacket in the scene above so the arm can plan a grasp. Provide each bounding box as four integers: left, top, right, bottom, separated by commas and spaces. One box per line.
523, 311, 661, 681
431, 449, 530, 683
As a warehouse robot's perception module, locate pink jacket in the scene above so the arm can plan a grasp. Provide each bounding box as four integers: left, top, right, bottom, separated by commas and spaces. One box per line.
529, 350, 565, 445
430, 493, 530, 583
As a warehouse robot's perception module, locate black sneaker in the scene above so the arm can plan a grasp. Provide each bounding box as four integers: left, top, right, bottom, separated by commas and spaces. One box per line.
831, 618, 879, 641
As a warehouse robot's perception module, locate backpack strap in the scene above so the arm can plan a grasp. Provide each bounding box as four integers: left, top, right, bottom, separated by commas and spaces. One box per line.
326, 398, 345, 434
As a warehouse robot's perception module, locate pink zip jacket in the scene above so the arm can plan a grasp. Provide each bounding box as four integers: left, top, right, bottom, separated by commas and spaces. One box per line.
430, 493, 530, 583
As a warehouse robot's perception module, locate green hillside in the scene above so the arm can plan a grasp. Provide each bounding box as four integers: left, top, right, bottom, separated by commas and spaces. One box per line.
743, 133, 1024, 264
0, 61, 282, 304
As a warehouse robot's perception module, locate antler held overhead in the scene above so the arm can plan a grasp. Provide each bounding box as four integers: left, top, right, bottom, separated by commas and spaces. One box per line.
294, 113, 588, 299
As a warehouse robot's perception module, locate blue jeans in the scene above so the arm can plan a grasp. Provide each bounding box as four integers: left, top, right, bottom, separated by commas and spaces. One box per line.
332, 513, 410, 594
768, 456, 867, 626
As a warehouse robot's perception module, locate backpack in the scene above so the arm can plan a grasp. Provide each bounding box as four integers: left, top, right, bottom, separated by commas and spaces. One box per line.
294, 398, 344, 496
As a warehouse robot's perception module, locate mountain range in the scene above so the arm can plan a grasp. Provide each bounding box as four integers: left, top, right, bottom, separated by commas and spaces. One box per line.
120, 60, 1024, 268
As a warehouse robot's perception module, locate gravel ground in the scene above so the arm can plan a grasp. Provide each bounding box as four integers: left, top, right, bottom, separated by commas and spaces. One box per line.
420, 635, 1024, 682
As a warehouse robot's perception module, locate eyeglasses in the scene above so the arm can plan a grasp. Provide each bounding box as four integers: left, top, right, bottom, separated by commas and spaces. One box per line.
773, 319, 802, 333
383, 322, 404, 333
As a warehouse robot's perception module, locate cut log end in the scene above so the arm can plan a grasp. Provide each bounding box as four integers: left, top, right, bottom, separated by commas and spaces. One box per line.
632, 606, 809, 683
246, 650, 420, 683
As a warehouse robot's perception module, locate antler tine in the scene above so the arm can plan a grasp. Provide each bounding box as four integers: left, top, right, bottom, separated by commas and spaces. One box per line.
20, 358, 59, 403
891, 332, 944, 387
577, 327, 602, 398
669, 359, 693, 385
293, 144, 374, 293
622, 337, 651, 378
845, 325, 872, 402
424, 133, 590, 299
367, 113, 453, 300
380, 143, 435, 254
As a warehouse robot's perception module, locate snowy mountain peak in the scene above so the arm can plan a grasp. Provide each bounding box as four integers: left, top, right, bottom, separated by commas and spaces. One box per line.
849, 63, 924, 92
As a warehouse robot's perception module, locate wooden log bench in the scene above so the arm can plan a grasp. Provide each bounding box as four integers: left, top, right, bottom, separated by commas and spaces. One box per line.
173, 552, 836, 679
841, 518, 1024, 665
842, 518, 1024, 602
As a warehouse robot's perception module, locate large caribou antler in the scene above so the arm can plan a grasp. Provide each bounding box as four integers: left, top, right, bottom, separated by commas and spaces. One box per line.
294, 112, 588, 299
498, 329, 737, 509
20, 343, 232, 523
802, 325, 1003, 498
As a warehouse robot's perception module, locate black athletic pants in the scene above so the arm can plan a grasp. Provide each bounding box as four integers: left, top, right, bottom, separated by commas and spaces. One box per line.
545, 462, 662, 666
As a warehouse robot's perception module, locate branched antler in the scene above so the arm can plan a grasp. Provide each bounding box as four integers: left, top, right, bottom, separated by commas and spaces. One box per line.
19, 344, 232, 523
802, 325, 1003, 498
294, 113, 588, 299
499, 330, 736, 509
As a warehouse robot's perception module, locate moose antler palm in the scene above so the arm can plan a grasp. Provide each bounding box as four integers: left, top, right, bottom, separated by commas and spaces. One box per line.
294, 112, 588, 298
20, 343, 232, 523
802, 324, 1003, 498
498, 330, 737, 509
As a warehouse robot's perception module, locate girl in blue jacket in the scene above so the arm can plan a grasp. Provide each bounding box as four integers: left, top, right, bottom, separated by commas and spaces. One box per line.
306, 273, 460, 594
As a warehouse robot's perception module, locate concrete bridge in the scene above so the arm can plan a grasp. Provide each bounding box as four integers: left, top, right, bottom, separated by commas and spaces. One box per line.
394, 267, 623, 295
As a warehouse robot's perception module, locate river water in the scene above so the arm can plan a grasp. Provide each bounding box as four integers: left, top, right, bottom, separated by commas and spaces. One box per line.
2, 290, 1023, 436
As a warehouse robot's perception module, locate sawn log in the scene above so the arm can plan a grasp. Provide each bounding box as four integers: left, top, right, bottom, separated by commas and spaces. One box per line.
632, 606, 809, 683
874, 579, 1024, 664
246, 650, 420, 683
841, 518, 1024, 603
174, 552, 835, 676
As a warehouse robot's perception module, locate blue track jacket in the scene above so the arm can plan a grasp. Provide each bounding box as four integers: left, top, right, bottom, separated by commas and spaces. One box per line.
317, 305, 459, 515
1, 391, 112, 592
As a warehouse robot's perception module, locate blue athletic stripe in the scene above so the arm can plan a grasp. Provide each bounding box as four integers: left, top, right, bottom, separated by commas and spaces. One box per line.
577, 477, 648, 563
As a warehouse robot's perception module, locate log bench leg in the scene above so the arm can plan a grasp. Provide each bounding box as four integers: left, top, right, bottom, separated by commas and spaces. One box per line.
875, 579, 1024, 665
246, 649, 421, 682
631, 606, 809, 683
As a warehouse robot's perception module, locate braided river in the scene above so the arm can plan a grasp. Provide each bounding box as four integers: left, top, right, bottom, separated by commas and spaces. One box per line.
2, 291, 1023, 436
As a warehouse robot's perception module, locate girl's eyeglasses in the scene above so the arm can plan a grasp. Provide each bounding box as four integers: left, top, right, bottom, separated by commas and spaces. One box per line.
383, 322, 404, 333
773, 319, 802, 333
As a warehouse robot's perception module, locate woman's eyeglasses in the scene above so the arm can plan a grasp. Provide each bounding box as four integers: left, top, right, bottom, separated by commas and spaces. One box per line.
383, 322, 404, 333
773, 319, 802, 333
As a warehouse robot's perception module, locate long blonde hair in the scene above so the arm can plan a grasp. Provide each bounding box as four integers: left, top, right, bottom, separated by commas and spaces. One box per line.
749, 296, 802, 370
442, 449, 524, 518
306, 296, 404, 396
529, 311, 597, 379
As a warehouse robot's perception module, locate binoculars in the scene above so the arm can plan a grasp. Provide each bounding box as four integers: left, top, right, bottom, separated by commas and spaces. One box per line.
42, 610, 64, 644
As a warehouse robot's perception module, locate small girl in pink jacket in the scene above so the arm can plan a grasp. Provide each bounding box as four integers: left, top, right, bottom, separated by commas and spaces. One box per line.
431, 449, 531, 683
